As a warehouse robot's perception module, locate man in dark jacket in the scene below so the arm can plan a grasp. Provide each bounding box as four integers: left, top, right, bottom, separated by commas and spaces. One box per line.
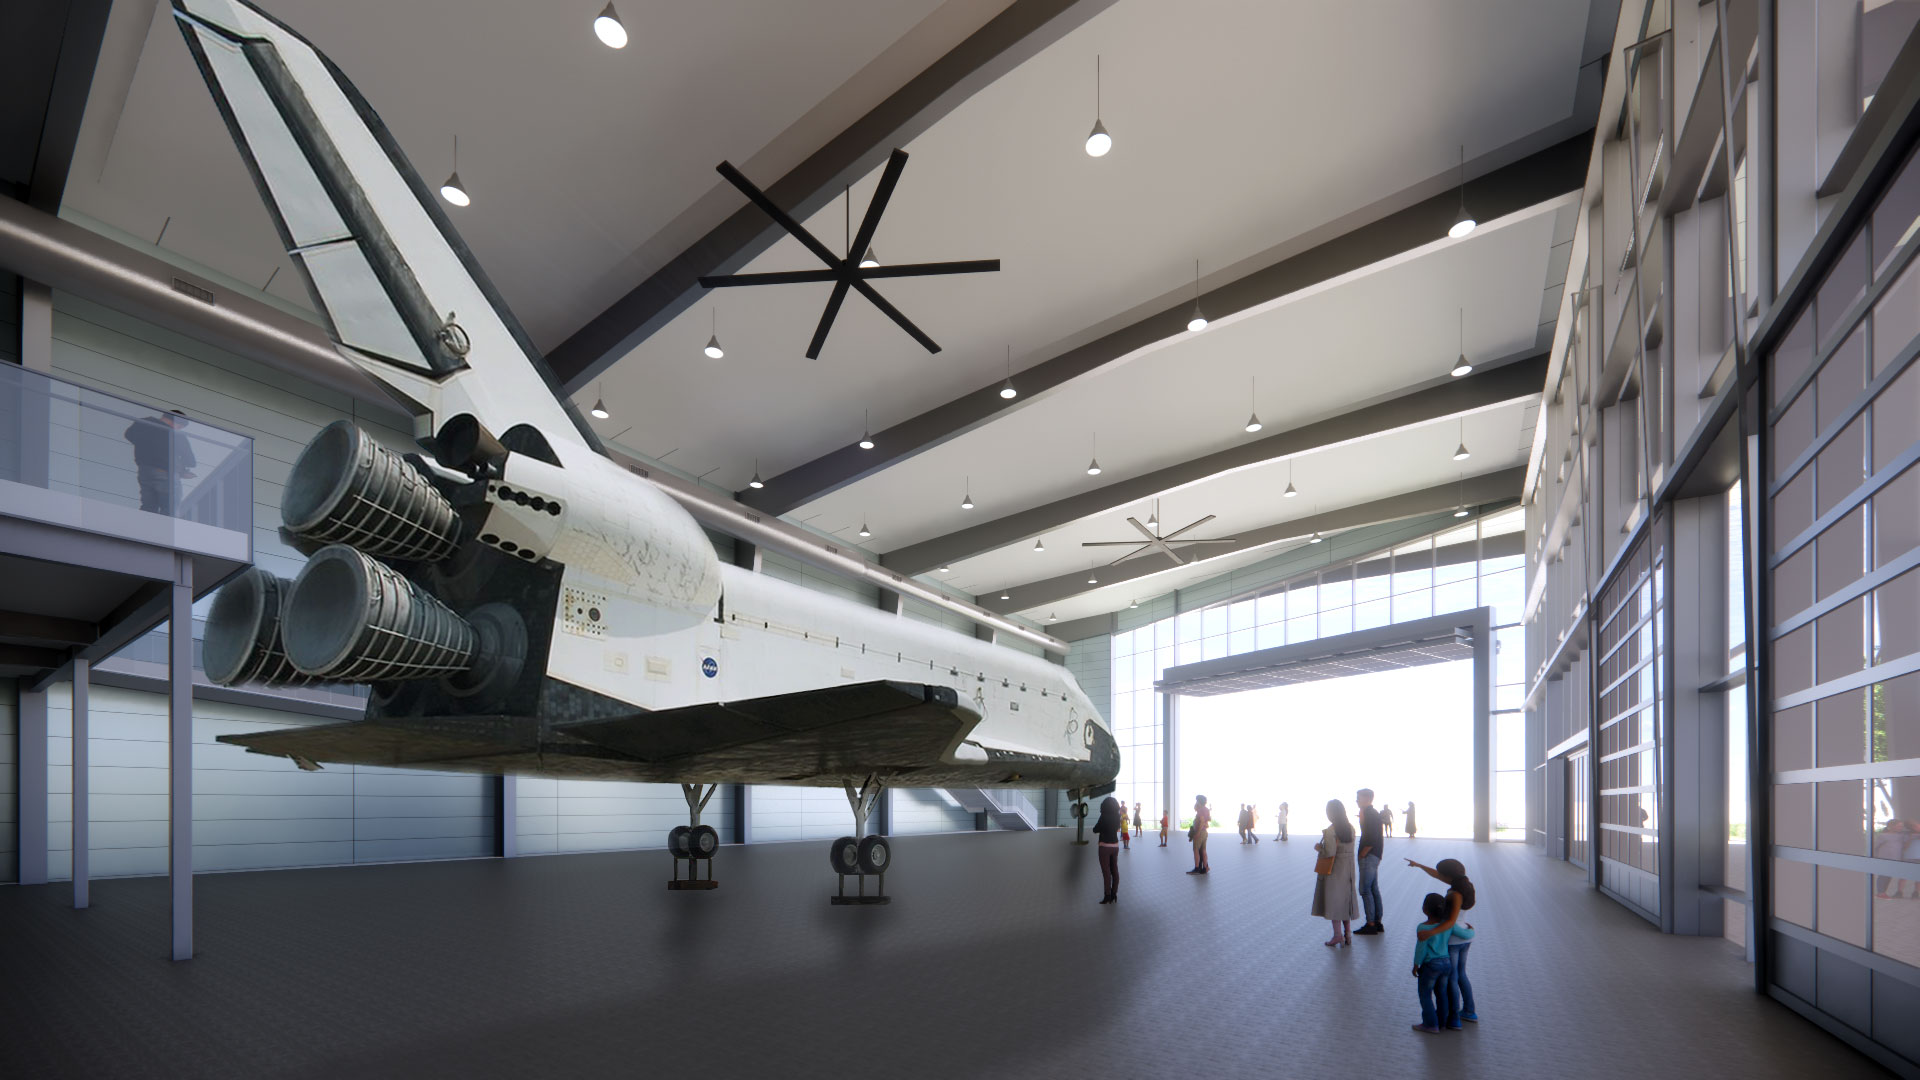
125, 410, 195, 514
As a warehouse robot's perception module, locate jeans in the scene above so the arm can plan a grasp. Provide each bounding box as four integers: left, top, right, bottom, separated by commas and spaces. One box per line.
1358, 853, 1383, 925
1097, 843, 1119, 898
1416, 957, 1454, 1029
1448, 940, 1475, 1021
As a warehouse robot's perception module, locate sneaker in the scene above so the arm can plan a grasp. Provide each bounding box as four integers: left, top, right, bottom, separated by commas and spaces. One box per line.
1461, 1014, 1478, 1023
1411, 1024, 1440, 1035
1186, 868, 1202, 874
1447, 1024, 1463, 1031
1353, 924, 1381, 935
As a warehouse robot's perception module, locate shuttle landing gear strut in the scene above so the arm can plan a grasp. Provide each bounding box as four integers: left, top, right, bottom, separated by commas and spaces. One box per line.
830, 774, 890, 905
1070, 795, 1091, 845
667, 783, 720, 890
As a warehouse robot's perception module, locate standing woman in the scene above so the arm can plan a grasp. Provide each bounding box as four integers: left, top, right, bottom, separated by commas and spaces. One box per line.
1094, 796, 1124, 904
1276, 801, 1289, 842
1312, 799, 1361, 946
1187, 795, 1213, 874
1408, 857, 1479, 1022
1404, 801, 1418, 839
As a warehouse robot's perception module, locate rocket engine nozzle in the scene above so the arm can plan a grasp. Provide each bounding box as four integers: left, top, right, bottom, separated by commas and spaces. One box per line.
283, 421, 461, 562
281, 545, 477, 682
202, 569, 313, 687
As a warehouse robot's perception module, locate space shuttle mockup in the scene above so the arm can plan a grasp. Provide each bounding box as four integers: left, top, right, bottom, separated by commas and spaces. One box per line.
175, 0, 1118, 833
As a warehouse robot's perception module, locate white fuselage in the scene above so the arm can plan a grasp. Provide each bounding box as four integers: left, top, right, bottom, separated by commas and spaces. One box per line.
476, 441, 1105, 774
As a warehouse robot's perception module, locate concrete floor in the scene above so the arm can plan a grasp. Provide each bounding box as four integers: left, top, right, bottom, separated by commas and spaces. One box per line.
0, 829, 1891, 1079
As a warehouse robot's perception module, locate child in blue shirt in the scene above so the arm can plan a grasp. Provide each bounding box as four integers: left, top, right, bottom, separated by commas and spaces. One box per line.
1411, 893, 1455, 1033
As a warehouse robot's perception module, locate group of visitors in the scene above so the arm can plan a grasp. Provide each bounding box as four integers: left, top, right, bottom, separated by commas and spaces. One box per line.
1092, 786, 1477, 1035
1307, 789, 1476, 1032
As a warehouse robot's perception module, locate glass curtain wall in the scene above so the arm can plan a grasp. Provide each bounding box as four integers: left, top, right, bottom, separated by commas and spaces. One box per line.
1595, 528, 1667, 920
1765, 143, 1920, 992
1107, 509, 1526, 827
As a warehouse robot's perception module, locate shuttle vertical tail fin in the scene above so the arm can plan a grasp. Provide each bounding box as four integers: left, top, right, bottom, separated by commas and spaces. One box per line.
173, 0, 594, 446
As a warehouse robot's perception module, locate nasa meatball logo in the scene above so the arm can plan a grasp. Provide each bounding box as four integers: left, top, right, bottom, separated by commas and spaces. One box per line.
701, 657, 718, 678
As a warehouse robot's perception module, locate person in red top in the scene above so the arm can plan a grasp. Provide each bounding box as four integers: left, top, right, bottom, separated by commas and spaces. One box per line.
1159, 811, 1170, 847
1187, 795, 1212, 874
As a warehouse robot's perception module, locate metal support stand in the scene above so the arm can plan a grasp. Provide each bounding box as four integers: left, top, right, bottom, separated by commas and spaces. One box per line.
1070, 796, 1090, 845
830, 774, 891, 904
667, 782, 721, 890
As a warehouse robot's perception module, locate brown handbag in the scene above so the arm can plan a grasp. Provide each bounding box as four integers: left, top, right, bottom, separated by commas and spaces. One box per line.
1313, 854, 1333, 875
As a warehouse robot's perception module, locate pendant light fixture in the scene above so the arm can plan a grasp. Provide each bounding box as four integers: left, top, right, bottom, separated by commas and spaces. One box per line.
748, 459, 765, 489
858, 519, 872, 538
1085, 55, 1112, 157
704, 307, 724, 359
1186, 260, 1208, 332
1450, 308, 1472, 377
1244, 376, 1262, 433
1147, 500, 1158, 528
858, 409, 875, 450
1000, 590, 1011, 601
589, 382, 610, 420
1034, 536, 1046, 553
999, 346, 1018, 400
1085, 433, 1101, 476
961, 476, 975, 510
1283, 458, 1297, 498
593, 3, 628, 48
439, 135, 469, 207
1047, 612, 1058, 623
939, 565, 952, 573
1452, 418, 1471, 461
1087, 562, 1098, 585
1129, 598, 1140, 609
1310, 530, 1324, 543
1447, 144, 1476, 238
1453, 475, 1471, 517
859, 246, 879, 269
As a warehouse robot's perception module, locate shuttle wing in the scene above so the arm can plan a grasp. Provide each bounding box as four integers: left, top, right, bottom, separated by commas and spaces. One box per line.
173, 0, 592, 444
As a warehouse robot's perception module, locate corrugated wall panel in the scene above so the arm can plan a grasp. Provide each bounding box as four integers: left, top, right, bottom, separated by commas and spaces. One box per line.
750, 786, 857, 843
35, 684, 501, 879
889, 788, 974, 835
760, 551, 882, 608
1065, 634, 1111, 722
546, 779, 734, 854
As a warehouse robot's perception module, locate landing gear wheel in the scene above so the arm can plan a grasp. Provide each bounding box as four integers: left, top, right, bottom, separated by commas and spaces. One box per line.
829, 835, 861, 875
688, 824, 719, 859
667, 824, 692, 859
857, 835, 891, 875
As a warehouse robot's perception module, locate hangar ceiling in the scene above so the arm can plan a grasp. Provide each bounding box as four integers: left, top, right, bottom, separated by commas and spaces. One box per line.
44, 0, 1616, 632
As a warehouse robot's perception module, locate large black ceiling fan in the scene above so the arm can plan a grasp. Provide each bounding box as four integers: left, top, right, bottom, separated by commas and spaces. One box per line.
698, 148, 999, 359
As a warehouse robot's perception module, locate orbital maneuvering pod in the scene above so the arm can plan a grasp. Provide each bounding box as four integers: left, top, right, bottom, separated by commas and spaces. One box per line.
205, 420, 516, 693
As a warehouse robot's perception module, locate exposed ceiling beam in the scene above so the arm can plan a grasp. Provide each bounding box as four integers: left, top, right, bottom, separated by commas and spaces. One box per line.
0, 608, 97, 646
982, 468, 1527, 616
738, 132, 1590, 516
0, 0, 111, 210
882, 352, 1546, 576
546, 0, 1121, 394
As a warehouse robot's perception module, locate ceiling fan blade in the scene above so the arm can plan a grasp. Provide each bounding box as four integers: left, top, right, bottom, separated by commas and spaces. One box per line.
1168, 538, 1237, 545
1124, 517, 1158, 540
1081, 541, 1152, 547
715, 161, 843, 269
1157, 514, 1218, 542
1112, 546, 1158, 565
806, 279, 853, 359
851, 149, 907, 260
849, 278, 940, 353
699, 269, 840, 288
859, 260, 1002, 279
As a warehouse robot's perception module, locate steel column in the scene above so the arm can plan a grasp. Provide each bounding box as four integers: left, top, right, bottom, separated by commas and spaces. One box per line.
70, 657, 88, 908
495, 775, 517, 858
17, 685, 47, 884
168, 554, 192, 961
1474, 612, 1493, 843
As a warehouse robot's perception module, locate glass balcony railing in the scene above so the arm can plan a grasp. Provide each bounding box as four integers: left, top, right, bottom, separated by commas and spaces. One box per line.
0, 361, 252, 535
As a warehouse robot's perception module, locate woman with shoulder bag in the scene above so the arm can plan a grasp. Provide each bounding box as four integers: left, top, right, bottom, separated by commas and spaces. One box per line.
1311, 799, 1361, 946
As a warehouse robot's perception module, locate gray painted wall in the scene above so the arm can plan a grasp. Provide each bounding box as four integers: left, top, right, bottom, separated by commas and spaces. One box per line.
514, 778, 736, 856
0, 678, 15, 881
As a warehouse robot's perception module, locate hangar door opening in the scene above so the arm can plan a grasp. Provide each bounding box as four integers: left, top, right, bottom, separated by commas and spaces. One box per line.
1159, 610, 1493, 841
